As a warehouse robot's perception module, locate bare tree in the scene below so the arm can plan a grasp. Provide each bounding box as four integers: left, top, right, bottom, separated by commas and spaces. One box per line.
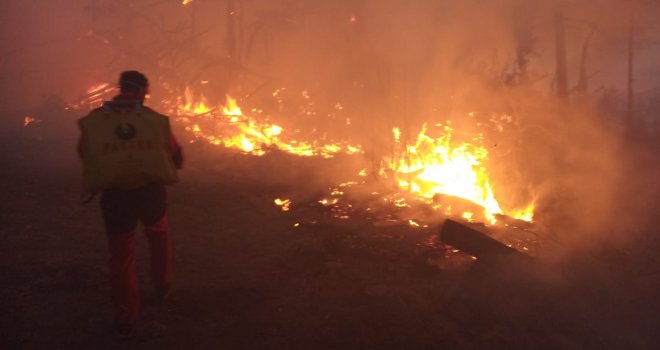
626, 5, 636, 131
553, 0, 569, 101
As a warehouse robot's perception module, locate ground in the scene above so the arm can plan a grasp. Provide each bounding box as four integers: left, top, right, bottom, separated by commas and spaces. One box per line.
1, 116, 660, 350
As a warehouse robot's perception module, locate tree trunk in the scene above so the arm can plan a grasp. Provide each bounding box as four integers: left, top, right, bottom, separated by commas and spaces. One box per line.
440, 219, 531, 260
626, 13, 635, 131
553, 1, 569, 101
576, 28, 595, 96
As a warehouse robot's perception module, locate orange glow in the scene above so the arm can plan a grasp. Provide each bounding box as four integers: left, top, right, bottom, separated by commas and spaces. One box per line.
67, 82, 114, 110
222, 95, 242, 116
72, 81, 535, 226
86, 83, 109, 95
23, 116, 40, 127
510, 202, 535, 222
384, 124, 534, 224
181, 86, 211, 115
176, 89, 361, 158
274, 198, 291, 212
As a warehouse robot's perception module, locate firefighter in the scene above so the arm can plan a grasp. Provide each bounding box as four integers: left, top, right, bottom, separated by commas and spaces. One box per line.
77, 70, 183, 337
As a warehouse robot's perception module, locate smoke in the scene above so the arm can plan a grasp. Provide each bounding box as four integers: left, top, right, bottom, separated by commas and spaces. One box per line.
2, 0, 659, 251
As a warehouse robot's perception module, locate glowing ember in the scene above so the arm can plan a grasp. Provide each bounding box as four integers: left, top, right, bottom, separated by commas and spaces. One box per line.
274, 198, 291, 212
319, 198, 339, 206
23, 116, 41, 127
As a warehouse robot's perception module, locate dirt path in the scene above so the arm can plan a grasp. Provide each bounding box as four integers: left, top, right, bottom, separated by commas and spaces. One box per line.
2, 130, 659, 350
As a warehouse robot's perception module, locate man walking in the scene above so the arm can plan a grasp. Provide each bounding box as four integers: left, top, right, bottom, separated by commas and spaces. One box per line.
77, 71, 183, 337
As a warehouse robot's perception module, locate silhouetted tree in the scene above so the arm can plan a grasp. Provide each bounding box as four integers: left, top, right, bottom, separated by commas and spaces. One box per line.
553, 0, 569, 101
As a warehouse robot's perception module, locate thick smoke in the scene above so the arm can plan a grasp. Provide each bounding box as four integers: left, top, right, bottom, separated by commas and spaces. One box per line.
2, 0, 659, 251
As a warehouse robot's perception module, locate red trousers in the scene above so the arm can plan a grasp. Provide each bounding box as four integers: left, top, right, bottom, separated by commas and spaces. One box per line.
107, 215, 171, 324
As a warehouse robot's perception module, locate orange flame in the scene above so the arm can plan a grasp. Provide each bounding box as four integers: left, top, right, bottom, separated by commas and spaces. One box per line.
178, 89, 361, 158
181, 86, 211, 115
174, 87, 533, 224
510, 202, 535, 222
23, 116, 40, 127
274, 198, 292, 212
164, 84, 535, 225
385, 124, 533, 223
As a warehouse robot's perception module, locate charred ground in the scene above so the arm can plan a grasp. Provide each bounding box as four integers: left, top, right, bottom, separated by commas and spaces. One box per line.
1, 112, 660, 350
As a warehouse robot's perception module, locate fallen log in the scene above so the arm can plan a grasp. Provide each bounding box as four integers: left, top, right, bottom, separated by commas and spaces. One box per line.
440, 219, 530, 260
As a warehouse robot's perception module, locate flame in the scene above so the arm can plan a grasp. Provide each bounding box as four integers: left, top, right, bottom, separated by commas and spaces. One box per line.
510, 202, 535, 222
23, 116, 40, 127
67, 82, 114, 110
222, 95, 242, 116
182, 0, 193, 5
71, 81, 534, 226
177, 90, 361, 158
177, 87, 535, 225
385, 123, 532, 224
274, 198, 291, 212
181, 86, 211, 115
319, 198, 339, 206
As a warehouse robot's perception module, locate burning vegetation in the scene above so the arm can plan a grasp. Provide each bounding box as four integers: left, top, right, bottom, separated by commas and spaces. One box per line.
41, 0, 659, 258
11, 0, 660, 256
67, 81, 540, 253
4, 0, 660, 348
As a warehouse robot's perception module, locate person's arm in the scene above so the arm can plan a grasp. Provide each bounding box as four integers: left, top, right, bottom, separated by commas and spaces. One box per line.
170, 134, 183, 169
77, 137, 83, 158
77, 120, 86, 158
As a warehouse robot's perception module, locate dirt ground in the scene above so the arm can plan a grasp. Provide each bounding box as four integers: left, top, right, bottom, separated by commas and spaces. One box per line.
2, 116, 660, 350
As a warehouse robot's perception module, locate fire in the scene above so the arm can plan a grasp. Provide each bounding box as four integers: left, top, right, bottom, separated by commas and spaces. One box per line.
510, 202, 535, 222
85, 83, 112, 109
385, 124, 533, 224
23, 116, 40, 127
178, 89, 361, 158
274, 198, 291, 212
73, 81, 535, 226
181, 86, 211, 115
222, 95, 242, 116
67, 82, 114, 110
182, 90, 534, 225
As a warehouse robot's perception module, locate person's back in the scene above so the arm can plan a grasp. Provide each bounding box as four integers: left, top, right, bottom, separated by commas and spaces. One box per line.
77, 70, 182, 338
78, 101, 179, 193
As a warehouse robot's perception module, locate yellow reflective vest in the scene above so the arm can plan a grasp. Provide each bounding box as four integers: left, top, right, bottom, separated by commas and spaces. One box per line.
78, 103, 179, 194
